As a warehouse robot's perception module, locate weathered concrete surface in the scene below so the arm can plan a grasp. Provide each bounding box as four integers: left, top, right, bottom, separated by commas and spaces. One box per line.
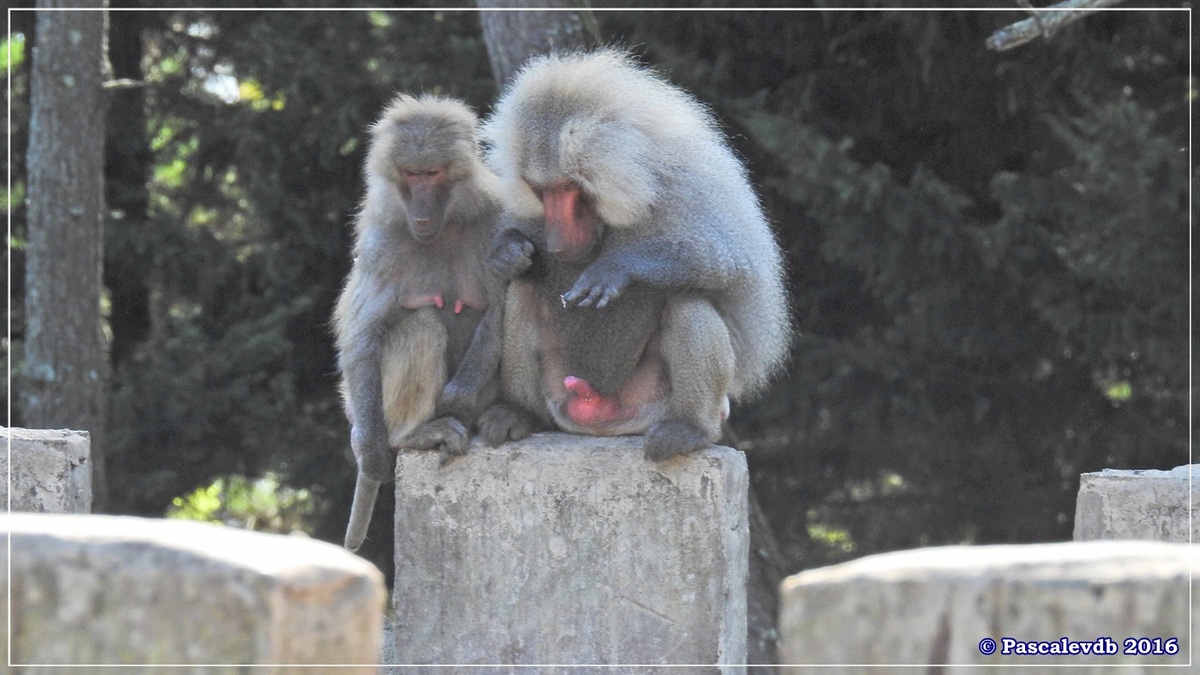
1075, 465, 1195, 542
1, 513, 386, 672
1, 426, 92, 513
380, 615, 398, 675
392, 433, 749, 671
779, 541, 1194, 672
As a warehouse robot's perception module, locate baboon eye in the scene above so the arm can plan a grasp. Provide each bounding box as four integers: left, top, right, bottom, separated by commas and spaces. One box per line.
402, 168, 445, 179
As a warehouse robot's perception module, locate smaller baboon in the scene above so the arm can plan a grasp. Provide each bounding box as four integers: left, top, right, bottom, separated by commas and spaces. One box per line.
334, 94, 504, 552
467, 49, 791, 461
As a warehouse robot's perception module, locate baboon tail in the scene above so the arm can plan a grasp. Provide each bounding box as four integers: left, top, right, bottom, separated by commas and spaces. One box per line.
344, 473, 382, 552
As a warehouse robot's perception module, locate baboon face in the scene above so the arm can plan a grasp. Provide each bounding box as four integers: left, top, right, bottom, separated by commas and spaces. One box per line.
528, 177, 600, 263
501, 106, 659, 264
369, 94, 482, 244
397, 165, 451, 242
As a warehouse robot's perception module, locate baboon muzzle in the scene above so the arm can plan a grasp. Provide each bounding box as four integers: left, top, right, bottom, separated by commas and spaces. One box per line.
543, 184, 597, 262
405, 174, 445, 241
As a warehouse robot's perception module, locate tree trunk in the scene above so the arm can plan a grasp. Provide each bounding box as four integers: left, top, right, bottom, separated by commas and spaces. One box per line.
476, 0, 599, 89
104, 10, 151, 368
22, 0, 111, 509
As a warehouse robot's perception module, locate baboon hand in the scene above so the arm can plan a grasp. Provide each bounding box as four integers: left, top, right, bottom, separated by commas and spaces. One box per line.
562, 258, 631, 309
488, 229, 536, 280
352, 422, 395, 483
478, 403, 538, 447
401, 416, 471, 465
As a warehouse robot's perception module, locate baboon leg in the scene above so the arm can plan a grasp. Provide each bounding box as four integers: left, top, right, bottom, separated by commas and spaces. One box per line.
384, 308, 475, 462
380, 308, 448, 446
479, 280, 548, 446
644, 297, 734, 462
345, 308, 447, 551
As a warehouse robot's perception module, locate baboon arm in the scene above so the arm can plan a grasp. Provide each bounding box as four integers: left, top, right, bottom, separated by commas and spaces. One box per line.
564, 235, 738, 308
439, 303, 502, 422
339, 282, 406, 482
440, 243, 511, 421
343, 345, 393, 482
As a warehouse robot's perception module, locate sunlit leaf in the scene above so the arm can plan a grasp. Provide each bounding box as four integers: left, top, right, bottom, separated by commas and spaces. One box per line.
1105, 381, 1132, 402
3, 183, 25, 213
166, 474, 315, 533
2, 34, 26, 71
154, 158, 188, 188
238, 79, 265, 102
807, 523, 856, 553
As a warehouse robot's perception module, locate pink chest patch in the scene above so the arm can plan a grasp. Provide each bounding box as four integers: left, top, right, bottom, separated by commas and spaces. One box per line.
402, 293, 480, 314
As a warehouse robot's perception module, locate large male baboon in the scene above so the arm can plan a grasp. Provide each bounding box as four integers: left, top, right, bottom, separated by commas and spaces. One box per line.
475, 49, 791, 460
334, 94, 504, 551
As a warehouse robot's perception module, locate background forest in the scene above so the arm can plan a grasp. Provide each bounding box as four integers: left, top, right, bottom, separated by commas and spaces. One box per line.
5, 3, 1194, 583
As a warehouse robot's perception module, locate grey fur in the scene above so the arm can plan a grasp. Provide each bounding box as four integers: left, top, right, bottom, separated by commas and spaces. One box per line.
334, 95, 505, 551
477, 49, 791, 460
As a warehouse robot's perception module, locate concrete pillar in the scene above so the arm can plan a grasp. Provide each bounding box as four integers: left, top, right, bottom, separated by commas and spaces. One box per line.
2, 513, 386, 672
391, 434, 749, 671
1, 426, 91, 513
1074, 465, 1195, 542
778, 541, 1194, 672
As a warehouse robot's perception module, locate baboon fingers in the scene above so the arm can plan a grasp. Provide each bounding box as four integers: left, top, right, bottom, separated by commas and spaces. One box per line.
401, 416, 470, 456
488, 229, 536, 280
478, 403, 539, 447
438, 442, 469, 466
563, 262, 629, 309
563, 284, 608, 309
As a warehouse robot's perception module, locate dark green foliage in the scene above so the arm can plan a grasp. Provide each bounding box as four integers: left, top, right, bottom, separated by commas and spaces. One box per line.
7, 7, 1190, 577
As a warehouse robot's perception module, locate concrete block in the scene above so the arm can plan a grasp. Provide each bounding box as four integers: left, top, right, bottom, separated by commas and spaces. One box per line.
1, 426, 92, 513
391, 433, 749, 671
1074, 465, 1195, 542
1, 513, 387, 671
779, 541, 1194, 672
